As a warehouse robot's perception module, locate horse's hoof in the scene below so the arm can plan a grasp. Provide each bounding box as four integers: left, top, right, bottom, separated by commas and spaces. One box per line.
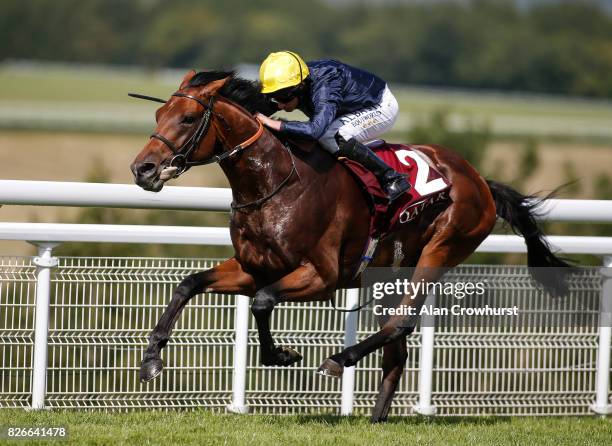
278, 346, 303, 365
262, 346, 302, 366
317, 358, 343, 378
370, 415, 389, 424
140, 357, 163, 382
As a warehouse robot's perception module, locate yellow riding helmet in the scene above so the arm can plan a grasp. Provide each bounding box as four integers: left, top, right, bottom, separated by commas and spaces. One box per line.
259, 51, 310, 94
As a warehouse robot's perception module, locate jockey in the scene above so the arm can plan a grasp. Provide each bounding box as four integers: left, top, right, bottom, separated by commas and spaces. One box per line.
255, 51, 410, 203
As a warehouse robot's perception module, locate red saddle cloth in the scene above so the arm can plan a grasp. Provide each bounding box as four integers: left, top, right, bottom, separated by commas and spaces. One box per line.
338, 141, 452, 239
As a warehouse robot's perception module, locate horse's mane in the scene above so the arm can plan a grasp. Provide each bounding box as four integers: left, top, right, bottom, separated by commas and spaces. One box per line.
188, 70, 276, 116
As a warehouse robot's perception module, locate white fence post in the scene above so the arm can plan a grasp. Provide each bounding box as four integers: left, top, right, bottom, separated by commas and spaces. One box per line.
30, 243, 59, 410
591, 256, 612, 415
227, 294, 250, 414
340, 288, 360, 416
413, 292, 437, 416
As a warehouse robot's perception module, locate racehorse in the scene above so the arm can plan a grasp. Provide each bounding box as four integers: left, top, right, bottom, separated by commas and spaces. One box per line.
130, 70, 571, 422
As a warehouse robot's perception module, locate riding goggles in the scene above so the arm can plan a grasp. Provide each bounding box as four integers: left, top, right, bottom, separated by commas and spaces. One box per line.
269, 87, 299, 104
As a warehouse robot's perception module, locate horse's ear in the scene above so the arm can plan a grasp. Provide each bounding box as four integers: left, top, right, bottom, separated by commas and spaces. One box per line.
204, 77, 231, 95
179, 70, 197, 89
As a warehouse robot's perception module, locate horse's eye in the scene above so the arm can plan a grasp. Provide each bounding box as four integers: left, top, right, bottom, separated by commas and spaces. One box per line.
181, 115, 196, 125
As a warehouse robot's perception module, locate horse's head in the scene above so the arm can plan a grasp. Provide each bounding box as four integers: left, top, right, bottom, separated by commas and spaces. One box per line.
130, 70, 232, 192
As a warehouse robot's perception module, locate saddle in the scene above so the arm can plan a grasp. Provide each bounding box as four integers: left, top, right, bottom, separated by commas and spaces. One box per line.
340, 140, 452, 235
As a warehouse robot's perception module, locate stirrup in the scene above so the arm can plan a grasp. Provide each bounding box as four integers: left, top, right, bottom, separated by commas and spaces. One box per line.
384, 175, 411, 203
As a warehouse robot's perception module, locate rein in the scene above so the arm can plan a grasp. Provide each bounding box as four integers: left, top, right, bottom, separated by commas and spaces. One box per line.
231, 143, 297, 211
129, 91, 297, 209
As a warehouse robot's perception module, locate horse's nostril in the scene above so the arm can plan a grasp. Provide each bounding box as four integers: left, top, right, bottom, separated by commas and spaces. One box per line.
137, 162, 157, 177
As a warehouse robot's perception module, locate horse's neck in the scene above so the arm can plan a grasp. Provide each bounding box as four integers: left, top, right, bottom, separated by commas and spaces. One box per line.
217, 109, 297, 205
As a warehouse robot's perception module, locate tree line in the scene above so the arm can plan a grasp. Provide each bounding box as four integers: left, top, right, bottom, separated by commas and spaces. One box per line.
2, 0, 612, 97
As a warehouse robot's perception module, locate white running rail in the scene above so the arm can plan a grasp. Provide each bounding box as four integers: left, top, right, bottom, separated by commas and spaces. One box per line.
0, 180, 611, 416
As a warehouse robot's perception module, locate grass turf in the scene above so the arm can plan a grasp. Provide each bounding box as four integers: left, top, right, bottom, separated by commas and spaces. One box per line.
1, 410, 611, 446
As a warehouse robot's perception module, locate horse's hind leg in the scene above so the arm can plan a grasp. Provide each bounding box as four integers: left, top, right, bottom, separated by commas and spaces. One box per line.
371, 337, 408, 423
318, 196, 496, 380
140, 257, 255, 382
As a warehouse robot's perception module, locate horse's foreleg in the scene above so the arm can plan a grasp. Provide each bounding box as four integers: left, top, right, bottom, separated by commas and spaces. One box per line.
252, 262, 336, 366
140, 257, 255, 382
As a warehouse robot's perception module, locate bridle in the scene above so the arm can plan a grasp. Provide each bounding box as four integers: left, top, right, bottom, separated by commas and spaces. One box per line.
129, 92, 264, 176
128, 91, 296, 209
150, 93, 217, 175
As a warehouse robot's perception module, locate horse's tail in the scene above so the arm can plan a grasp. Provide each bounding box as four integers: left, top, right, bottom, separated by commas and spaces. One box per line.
486, 179, 573, 296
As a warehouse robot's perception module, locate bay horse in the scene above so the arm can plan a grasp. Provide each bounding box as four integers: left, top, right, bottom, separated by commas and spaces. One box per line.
130, 70, 571, 422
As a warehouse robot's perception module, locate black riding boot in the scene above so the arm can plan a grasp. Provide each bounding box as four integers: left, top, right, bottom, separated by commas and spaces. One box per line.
337, 137, 410, 203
